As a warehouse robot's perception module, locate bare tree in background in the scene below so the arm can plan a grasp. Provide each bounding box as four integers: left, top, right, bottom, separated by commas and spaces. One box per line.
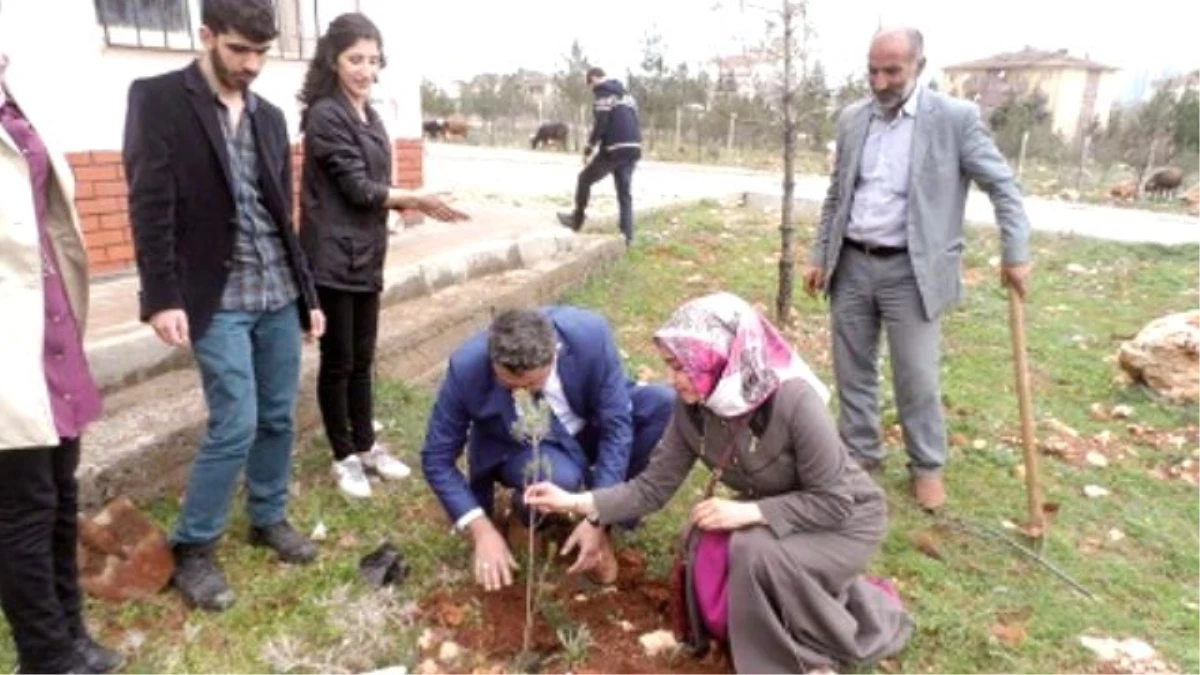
744, 0, 814, 325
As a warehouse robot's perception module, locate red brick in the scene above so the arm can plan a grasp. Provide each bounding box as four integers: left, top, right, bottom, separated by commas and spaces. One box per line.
74, 182, 95, 199
94, 181, 128, 197
79, 215, 103, 234
76, 197, 124, 216
74, 165, 119, 182
99, 213, 130, 231
85, 229, 127, 247
90, 151, 123, 165
105, 243, 135, 263
66, 152, 91, 168
86, 247, 110, 263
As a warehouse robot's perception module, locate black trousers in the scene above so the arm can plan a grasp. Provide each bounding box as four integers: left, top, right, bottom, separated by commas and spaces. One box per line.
316, 286, 381, 460
573, 148, 640, 243
0, 438, 85, 674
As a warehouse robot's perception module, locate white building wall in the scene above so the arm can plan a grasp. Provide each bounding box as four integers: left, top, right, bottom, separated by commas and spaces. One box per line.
0, 0, 421, 152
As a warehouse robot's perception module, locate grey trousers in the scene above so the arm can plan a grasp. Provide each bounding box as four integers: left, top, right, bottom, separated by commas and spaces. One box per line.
830, 245, 947, 474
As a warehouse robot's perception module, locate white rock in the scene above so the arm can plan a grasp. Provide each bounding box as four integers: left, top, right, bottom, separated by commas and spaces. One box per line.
417, 628, 438, 651
1066, 263, 1089, 274
988, 255, 1001, 268
972, 439, 988, 450
617, 619, 635, 632
415, 659, 441, 675
1118, 311, 1200, 403
438, 641, 464, 662
1083, 485, 1110, 498
1079, 635, 1155, 662
1001, 520, 1019, 530
638, 629, 679, 658
1110, 404, 1135, 419
1108, 528, 1126, 542
1085, 451, 1110, 468
310, 521, 328, 542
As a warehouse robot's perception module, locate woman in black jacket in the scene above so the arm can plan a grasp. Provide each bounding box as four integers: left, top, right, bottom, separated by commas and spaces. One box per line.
298, 13, 467, 499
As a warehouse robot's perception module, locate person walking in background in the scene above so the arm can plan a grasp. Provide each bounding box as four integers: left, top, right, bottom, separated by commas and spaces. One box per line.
0, 48, 124, 673
557, 67, 642, 246
123, 0, 325, 612
297, 12, 469, 499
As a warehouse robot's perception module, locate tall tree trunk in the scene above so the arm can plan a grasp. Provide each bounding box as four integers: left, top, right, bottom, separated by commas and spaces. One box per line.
776, 0, 798, 325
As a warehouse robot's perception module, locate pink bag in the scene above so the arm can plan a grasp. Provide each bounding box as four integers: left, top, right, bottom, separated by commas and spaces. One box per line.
692, 530, 732, 641
692, 531, 903, 645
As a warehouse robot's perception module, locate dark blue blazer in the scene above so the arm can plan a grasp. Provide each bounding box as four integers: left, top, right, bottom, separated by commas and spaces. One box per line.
420, 307, 634, 522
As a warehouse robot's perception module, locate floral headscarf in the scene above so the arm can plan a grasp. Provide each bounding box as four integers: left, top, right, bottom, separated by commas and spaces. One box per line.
654, 292, 830, 417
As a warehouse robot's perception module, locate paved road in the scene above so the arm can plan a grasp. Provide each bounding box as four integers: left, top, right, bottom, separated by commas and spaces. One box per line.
425, 143, 1200, 245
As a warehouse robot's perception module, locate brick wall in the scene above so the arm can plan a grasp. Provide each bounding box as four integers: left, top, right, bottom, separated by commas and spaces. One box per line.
71, 139, 424, 276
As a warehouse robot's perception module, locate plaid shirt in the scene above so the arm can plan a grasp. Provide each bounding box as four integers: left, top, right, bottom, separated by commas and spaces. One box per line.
215, 92, 299, 312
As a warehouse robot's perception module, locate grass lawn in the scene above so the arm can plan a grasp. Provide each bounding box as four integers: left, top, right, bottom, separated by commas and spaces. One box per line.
2, 201, 1196, 674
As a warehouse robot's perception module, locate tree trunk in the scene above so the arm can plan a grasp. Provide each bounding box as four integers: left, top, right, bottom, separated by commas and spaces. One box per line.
776, 0, 798, 325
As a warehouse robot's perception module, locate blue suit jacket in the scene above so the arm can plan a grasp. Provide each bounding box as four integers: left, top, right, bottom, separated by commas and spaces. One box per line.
421, 306, 634, 523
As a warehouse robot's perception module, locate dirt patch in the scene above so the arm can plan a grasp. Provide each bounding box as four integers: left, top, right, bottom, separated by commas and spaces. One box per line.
419, 548, 731, 674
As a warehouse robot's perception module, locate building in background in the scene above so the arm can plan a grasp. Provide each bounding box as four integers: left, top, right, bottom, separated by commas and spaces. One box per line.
941, 47, 1119, 142
1, 0, 422, 275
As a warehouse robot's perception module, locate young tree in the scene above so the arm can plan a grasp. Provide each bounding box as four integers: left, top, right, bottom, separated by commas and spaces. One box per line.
553, 40, 594, 143
421, 80, 456, 119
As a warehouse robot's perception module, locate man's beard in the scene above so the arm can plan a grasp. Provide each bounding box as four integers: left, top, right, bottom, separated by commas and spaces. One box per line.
210, 50, 249, 92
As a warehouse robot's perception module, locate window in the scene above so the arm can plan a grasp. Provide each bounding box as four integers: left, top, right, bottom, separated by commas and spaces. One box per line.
95, 0, 197, 50
93, 0, 360, 59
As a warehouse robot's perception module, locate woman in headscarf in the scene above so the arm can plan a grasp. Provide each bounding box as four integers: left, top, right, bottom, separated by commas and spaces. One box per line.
526, 292, 913, 673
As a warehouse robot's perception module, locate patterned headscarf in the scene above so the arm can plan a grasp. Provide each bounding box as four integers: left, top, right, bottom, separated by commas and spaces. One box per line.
654, 292, 830, 417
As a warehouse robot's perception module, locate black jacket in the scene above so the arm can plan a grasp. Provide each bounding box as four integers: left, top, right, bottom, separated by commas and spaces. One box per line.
586, 79, 642, 155
122, 62, 319, 340
299, 93, 393, 292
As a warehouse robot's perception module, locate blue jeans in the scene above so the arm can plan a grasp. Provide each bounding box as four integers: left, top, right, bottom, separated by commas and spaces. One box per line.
173, 303, 302, 545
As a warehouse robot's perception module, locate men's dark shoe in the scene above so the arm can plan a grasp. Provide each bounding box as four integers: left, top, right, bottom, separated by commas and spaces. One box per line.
74, 636, 126, 674
556, 211, 584, 232
172, 542, 236, 612
250, 520, 318, 564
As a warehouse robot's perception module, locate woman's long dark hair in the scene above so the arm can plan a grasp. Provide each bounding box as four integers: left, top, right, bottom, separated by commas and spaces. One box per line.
297, 12, 386, 129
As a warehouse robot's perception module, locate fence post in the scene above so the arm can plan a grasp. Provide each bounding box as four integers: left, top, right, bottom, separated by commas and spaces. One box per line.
727, 112, 737, 155
674, 107, 683, 151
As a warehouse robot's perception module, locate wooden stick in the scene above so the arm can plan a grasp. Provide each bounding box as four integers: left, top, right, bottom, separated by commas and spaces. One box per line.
1008, 287, 1046, 536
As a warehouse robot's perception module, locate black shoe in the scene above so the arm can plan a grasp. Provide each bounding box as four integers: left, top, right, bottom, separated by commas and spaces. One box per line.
249, 520, 318, 564
74, 636, 126, 674
556, 211, 583, 232
171, 542, 236, 612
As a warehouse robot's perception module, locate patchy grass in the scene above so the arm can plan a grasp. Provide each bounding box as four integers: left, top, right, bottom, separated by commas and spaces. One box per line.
1, 201, 1196, 673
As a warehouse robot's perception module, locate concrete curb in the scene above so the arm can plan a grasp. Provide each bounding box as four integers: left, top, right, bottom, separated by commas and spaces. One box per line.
77, 236, 625, 509
87, 229, 581, 404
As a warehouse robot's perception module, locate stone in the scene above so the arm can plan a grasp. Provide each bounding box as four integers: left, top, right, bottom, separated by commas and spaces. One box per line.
1118, 311, 1200, 403
77, 496, 174, 602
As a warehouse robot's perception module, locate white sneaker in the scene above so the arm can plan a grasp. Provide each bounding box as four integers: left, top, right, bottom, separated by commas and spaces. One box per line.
361, 444, 412, 480
333, 455, 373, 498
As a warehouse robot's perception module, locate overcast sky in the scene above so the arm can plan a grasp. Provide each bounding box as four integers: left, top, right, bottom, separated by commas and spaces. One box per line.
407, 0, 1197, 97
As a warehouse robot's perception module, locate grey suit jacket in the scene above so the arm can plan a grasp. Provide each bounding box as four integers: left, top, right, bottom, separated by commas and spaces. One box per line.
810, 89, 1031, 320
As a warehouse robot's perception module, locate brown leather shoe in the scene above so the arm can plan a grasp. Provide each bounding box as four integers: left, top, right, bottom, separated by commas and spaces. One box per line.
585, 535, 620, 586
912, 474, 946, 511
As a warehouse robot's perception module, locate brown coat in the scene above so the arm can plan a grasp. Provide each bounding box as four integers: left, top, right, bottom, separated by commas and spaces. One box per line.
593, 377, 913, 672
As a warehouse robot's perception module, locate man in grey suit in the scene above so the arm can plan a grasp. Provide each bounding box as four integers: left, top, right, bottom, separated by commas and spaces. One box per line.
804, 27, 1031, 510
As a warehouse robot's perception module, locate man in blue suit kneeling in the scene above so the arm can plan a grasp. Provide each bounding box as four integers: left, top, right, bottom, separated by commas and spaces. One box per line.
420, 307, 674, 590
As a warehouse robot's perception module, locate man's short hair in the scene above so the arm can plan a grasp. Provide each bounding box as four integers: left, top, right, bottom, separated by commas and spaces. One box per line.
586, 67, 606, 81
202, 0, 278, 43
488, 310, 556, 374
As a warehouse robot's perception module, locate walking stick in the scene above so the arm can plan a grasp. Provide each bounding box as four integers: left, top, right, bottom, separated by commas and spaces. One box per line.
1008, 286, 1046, 537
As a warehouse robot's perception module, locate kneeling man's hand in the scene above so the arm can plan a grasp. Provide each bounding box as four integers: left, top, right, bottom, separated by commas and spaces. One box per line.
562, 520, 608, 575
468, 519, 518, 592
